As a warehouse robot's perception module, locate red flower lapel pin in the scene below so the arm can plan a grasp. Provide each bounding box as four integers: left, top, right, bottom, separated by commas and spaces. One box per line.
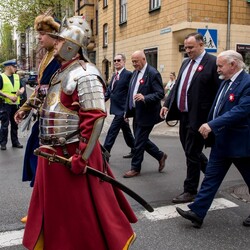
229, 93, 235, 102
197, 65, 204, 72
139, 79, 144, 84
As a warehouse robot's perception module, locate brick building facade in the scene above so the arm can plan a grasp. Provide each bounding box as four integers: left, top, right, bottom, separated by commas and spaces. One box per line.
75, 0, 250, 84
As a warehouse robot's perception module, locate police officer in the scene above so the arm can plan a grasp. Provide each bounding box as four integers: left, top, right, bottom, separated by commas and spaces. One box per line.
0, 59, 24, 150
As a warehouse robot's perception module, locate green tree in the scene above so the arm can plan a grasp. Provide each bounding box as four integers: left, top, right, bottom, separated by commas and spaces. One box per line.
0, 0, 73, 32
0, 22, 15, 63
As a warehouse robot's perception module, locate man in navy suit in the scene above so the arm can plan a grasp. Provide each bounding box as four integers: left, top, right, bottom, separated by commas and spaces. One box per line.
103, 53, 135, 159
123, 50, 167, 178
176, 50, 250, 228
160, 33, 220, 203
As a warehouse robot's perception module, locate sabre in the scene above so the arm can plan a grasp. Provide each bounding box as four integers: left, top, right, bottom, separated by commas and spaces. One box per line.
34, 148, 154, 213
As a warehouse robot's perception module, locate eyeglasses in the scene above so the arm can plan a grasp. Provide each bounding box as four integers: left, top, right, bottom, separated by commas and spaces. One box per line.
113, 59, 121, 62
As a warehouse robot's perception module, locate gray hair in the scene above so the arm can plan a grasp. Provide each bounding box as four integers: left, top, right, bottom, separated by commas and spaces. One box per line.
218, 50, 245, 69
116, 53, 126, 61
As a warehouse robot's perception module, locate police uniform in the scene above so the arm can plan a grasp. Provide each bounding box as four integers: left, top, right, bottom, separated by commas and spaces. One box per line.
0, 59, 24, 150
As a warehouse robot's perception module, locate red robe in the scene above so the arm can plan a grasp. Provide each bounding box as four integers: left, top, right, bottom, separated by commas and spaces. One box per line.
23, 62, 137, 250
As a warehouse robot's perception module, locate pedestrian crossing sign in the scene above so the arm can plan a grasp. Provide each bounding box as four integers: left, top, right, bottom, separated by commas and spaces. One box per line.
197, 29, 217, 53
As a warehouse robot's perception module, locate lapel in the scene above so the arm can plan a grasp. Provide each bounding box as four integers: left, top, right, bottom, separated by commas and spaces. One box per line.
176, 59, 190, 88
190, 53, 208, 85
220, 71, 244, 107
138, 65, 149, 92
111, 71, 120, 91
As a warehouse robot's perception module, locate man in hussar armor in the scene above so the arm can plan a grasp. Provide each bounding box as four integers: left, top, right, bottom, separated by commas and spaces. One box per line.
22, 16, 137, 250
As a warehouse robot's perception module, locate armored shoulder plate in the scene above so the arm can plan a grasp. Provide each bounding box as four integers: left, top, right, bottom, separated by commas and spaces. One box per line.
77, 62, 106, 112
59, 61, 81, 95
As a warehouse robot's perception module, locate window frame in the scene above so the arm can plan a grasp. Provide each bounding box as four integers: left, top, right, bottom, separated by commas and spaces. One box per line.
103, 0, 108, 8
103, 23, 108, 48
149, 0, 161, 12
120, 0, 127, 24
144, 47, 158, 70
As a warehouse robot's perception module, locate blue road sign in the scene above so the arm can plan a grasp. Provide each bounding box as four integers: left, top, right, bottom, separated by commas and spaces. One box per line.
198, 29, 217, 53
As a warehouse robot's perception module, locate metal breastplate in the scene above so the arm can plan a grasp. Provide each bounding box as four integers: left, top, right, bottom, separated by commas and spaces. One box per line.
39, 80, 79, 146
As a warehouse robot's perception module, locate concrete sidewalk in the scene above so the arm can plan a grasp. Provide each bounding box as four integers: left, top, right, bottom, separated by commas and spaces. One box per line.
103, 100, 179, 137
103, 116, 179, 137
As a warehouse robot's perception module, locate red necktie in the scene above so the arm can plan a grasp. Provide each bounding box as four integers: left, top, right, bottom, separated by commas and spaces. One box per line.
179, 60, 195, 112
111, 72, 119, 90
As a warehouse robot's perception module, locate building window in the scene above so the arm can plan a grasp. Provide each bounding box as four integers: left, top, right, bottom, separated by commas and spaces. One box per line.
88, 51, 96, 64
149, 0, 161, 11
144, 48, 158, 69
120, 0, 127, 24
103, 0, 108, 8
103, 23, 108, 47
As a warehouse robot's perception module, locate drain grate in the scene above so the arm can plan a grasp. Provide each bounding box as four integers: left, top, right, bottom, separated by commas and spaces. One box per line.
231, 184, 250, 203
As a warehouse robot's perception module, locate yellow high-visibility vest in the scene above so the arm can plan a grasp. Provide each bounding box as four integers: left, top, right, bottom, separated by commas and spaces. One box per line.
0, 73, 20, 104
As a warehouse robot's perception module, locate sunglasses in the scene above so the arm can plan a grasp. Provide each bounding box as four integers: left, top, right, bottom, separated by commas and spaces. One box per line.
113, 59, 121, 62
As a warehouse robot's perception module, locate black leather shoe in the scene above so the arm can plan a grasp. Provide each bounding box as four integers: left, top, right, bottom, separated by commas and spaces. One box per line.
158, 153, 167, 172
12, 143, 23, 148
1, 145, 6, 150
243, 215, 250, 227
176, 207, 203, 228
172, 192, 196, 204
123, 152, 134, 158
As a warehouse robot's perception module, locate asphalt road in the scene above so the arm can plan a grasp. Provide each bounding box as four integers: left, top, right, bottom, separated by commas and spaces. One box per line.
0, 92, 250, 249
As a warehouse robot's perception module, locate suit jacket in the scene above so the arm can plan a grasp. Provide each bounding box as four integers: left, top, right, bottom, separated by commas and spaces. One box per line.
165, 53, 220, 130
125, 64, 164, 126
105, 69, 132, 116
207, 70, 250, 157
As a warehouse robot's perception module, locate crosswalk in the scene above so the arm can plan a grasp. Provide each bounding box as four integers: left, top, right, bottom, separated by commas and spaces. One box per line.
0, 198, 238, 248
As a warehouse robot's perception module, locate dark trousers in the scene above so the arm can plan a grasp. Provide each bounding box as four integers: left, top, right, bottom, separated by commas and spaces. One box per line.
179, 112, 207, 194
188, 147, 250, 218
104, 115, 135, 153
0, 104, 19, 146
131, 120, 163, 172
22, 121, 39, 187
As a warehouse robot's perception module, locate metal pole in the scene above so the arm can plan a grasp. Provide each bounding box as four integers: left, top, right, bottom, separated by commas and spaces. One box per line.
226, 0, 231, 50
113, 0, 116, 71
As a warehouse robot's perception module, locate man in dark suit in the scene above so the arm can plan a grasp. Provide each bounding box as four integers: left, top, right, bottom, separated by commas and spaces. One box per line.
176, 50, 250, 228
160, 33, 220, 203
104, 53, 135, 159
123, 50, 167, 178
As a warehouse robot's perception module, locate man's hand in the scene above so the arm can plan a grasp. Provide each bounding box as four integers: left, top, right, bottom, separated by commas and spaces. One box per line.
14, 110, 26, 124
8, 95, 18, 103
199, 123, 212, 139
16, 87, 25, 96
160, 106, 168, 119
134, 93, 145, 102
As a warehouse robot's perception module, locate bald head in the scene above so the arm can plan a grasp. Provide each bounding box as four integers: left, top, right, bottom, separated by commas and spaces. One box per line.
131, 50, 147, 71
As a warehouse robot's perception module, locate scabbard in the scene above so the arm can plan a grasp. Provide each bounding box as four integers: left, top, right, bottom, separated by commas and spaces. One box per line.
86, 166, 154, 213
20, 110, 34, 132
34, 148, 154, 213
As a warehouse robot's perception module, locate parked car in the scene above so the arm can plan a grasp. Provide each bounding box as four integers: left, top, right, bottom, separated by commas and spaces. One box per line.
27, 72, 38, 87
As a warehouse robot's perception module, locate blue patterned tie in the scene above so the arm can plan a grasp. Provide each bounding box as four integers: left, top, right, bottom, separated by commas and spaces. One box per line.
129, 71, 139, 109
213, 79, 231, 118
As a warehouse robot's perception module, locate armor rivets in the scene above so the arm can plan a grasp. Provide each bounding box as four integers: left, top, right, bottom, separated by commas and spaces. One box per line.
58, 137, 66, 146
